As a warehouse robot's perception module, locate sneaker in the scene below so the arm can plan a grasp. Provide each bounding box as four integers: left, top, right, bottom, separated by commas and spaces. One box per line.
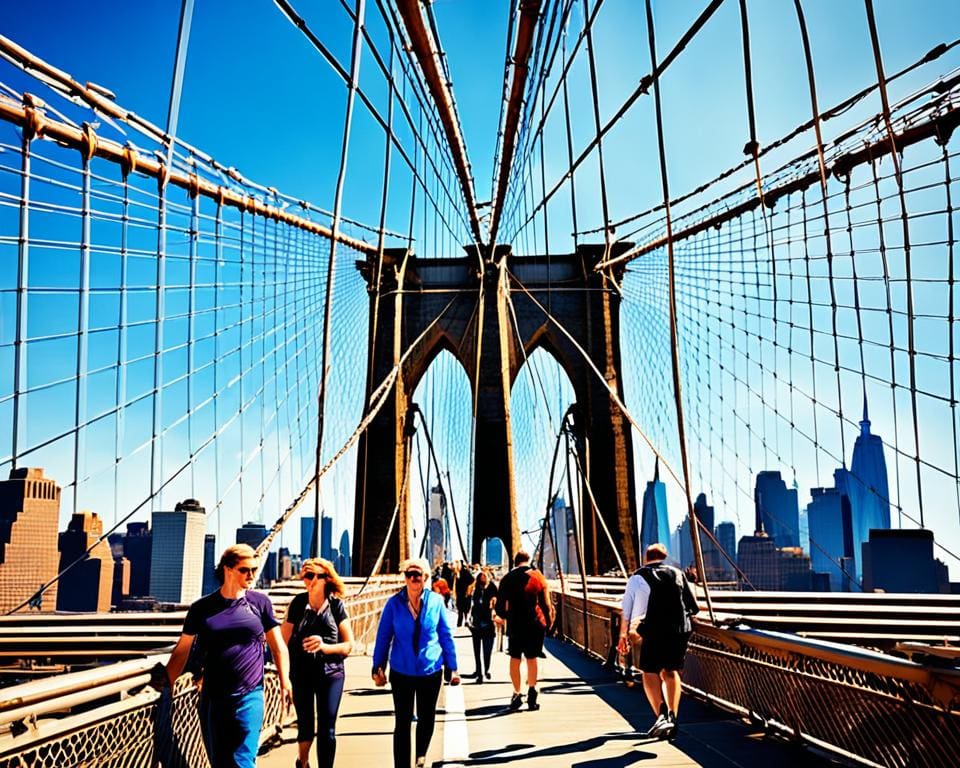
666, 712, 678, 741
415, 757, 426, 768
509, 692, 523, 711
642, 713, 671, 739
476, 674, 484, 684
527, 687, 539, 711
485, 671, 491, 679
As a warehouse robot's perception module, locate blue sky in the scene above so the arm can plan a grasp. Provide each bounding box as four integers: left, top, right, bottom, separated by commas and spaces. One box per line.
2, 1, 960, 578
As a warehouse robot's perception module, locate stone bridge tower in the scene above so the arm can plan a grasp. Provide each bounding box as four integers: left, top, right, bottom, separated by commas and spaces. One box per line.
353, 245, 639, 576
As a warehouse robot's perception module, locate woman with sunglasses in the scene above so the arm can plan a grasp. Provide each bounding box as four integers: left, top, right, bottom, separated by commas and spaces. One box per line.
282, 558, 354, 768
372, 557, 459, 768
166, 544, 292, 768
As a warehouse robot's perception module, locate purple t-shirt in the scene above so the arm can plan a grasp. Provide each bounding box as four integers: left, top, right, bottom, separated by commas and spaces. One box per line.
183, 590, 279, 698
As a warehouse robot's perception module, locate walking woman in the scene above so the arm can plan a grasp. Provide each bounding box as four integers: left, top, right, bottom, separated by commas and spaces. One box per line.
372, 557, 460, 768
282, 558, 354, 768
166, 544, 292, 768
468, 569, 498, 682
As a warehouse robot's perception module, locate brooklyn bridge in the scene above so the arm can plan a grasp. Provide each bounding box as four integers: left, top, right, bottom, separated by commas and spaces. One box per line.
0, 0, 959, 765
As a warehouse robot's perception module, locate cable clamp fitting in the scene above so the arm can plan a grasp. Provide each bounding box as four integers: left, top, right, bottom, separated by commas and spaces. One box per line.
121, 142, 139, 179
21, 93, 46, 142
80, 122, 99, 164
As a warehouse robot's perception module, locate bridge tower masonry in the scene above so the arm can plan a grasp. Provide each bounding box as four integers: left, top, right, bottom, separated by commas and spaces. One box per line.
354, 244, 640, 575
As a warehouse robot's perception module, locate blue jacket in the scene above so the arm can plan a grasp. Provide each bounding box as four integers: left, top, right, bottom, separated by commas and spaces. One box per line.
372, 588, 458, 676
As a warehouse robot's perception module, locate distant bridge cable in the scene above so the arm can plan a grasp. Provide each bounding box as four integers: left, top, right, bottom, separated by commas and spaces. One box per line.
643, 0, 714, 622
505, 0, 726, 244
271, 1, 472, 243
313, 0, 367, 557
488, 0, 544, 246
865, 0, 925, 528
393, 0, 485, 246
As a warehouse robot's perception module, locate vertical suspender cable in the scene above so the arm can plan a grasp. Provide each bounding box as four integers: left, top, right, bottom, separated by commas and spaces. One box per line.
314, 0, 368, 557
643, 0, 714, 622
864, 0, 924, 526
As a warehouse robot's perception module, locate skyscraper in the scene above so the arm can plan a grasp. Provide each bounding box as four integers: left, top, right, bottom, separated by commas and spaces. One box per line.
737, 531, 780, 590
150, 499, 207, 603
0, 468, 61, 612
202, 534, 218, 595
321, 515, 334, 561
123, 522, 152, 596
236, 522, 268, 548
338, 530, 351, 576
779, 547, 814, 591
754, 470, 800, 547
640, 458, 669, 552
848, 396, 891, 578
862, 529, 948, 593
806, 474, 855, 591
57, 511, 114, 612
278, 546, 293, 579
715, 521, 736, 578
300, 516, 315, 560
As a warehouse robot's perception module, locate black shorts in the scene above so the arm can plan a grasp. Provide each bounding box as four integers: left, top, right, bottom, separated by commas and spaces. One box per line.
637, 631, 691, 673
507, 627, 545, 659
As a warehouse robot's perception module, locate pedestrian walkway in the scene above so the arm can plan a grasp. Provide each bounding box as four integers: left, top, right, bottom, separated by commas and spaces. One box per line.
260, 624, 838, 767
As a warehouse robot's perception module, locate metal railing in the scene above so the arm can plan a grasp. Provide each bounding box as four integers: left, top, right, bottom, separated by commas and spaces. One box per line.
554, 587, 960, 768
0, 577, 401, 768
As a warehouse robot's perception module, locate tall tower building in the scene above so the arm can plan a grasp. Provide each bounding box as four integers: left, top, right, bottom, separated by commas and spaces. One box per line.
300, 516, 315, 560
123, 522, 152, 596
150, 499, 207, 603
715, 521, 737, 578
848, 396, 891, 578
320, 515, 334, 561
57, 511, 114, 611
754, 470, 800, 547
806, 472, 855, 591
237, 522, 268, 548
202, 534, 218, 595
640, 458, 669, 553
737, 530, 780, 590
0, 468, 61, 612
338, 530, 351, 577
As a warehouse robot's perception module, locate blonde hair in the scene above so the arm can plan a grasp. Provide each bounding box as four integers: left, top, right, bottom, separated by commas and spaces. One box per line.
301, 557, 346, 598
399, 557, 431, 579
215, 544, 257, 584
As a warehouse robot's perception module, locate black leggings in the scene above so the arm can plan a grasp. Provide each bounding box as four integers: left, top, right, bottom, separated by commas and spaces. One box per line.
472, 631, 494, 676
292, 666, 345, 768
389, 670, 443, 768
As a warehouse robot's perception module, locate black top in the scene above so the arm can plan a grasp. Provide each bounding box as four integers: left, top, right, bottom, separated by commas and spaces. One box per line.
469, 582, 498, 628
636, 562, 699, 635
285, 591, 349, 672
495, 565, 550, 630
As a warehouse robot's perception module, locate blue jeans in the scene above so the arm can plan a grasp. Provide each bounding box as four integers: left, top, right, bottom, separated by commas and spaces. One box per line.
199, 685, 264, 768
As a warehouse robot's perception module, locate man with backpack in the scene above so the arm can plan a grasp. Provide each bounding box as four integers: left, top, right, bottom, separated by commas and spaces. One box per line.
618, 543, 699, 740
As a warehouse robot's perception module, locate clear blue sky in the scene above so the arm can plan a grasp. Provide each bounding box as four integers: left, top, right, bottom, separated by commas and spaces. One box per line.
3, 1, 960, 577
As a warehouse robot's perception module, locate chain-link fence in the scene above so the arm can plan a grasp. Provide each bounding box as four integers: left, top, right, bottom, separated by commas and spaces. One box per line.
0, 579, 400, 767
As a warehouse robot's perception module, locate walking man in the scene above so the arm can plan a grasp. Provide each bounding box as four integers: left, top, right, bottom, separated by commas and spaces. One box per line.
495, 550, 554, 711
618, 543, 699, 739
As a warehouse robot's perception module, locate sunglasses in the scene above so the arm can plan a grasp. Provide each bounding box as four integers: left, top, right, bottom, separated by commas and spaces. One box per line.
236, 566, 258, 576
303, 572, 329, 581
404, 571, 423, 580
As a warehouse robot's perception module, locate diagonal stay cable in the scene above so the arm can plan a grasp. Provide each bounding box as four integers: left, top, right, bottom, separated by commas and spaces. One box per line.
254, 294, 460, 556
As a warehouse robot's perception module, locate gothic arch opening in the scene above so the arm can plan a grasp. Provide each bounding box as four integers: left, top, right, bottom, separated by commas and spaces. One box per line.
407, 349, 472, 566
510, 346, 577, 559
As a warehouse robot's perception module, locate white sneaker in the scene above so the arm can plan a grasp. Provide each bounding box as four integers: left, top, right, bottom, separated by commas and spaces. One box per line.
642, 713, 671, 738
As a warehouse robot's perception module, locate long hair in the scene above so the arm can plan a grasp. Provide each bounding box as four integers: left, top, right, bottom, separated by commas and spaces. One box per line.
301, 557, 346, 598
215, 543, 256, 585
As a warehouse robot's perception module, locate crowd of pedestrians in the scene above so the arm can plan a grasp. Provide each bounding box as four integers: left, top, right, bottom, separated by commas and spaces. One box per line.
162, 540, 695, 767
